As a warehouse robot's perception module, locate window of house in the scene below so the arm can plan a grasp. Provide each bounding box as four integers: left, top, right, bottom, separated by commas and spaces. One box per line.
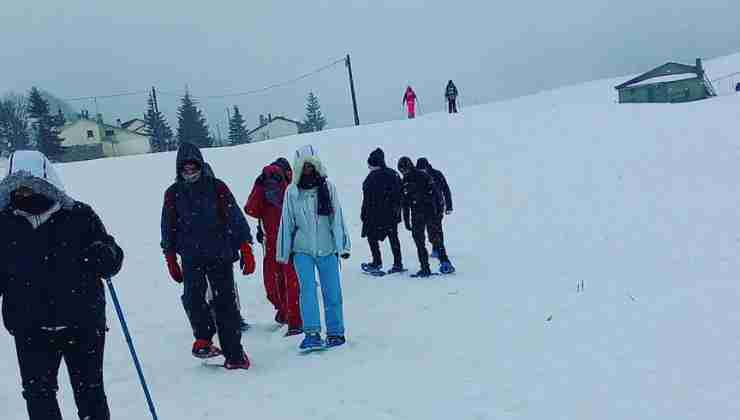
105, 129, 115, 136
86, 130, 95, 138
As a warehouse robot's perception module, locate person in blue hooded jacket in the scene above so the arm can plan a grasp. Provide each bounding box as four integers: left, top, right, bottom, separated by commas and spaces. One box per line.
277, 145, 351, 351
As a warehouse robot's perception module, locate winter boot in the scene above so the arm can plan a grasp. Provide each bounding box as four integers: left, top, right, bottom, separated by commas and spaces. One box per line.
224, 352, 251, 370
192, 339, 222, 359
439, 261, 456, 274
326, 335, 346, 348
361, 262, 383, 273
285, 327, 303, 337
412, 267, 433, 278
299, 333, 326, 352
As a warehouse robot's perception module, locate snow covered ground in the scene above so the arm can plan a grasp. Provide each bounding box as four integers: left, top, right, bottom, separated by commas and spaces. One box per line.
2, 53, 740, 419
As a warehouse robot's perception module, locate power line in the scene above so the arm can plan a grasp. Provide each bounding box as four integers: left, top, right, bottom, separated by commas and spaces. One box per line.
64, 90, 149, 102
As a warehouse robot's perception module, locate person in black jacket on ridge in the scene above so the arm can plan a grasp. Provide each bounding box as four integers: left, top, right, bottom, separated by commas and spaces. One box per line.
0, 150, 124, 420
361, 148, 405, 274
416, 157, 453, 259
397, 156, 455, 276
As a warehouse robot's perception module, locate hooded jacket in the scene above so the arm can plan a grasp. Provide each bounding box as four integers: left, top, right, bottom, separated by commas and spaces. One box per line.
361, 148, 402, 238
416, 158, 452, 212
398, 157, 443, 224
0, 151, 123, 335
276, 145, 350, 262
244, 163, 289, 240
161, 142, 252, 262
445, 81, 458, 99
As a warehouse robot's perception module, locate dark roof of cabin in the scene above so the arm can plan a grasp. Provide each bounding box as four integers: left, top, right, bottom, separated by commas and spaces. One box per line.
615, 62, 703, 90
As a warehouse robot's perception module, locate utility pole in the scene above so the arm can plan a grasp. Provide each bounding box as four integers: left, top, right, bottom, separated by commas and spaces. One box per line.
345, 54, 360, 126
151, 87, 160, 114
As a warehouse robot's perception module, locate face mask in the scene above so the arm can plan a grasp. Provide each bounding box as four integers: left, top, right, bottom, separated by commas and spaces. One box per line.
12, 193, 55, 215
182, 170, 202, 183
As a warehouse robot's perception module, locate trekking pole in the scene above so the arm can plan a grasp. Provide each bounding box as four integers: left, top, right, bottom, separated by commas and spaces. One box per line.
105, 278, 160, 420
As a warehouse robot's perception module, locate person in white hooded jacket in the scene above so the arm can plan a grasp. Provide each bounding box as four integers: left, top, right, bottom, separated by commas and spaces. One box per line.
277, 145, 350, 351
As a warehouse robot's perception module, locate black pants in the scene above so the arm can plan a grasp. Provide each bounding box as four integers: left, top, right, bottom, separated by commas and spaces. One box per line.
426, 216, 446, 255
367, 226, 402, 267
411, 214, 449, 270
14, 328, 109, 420
447, 98, 458, 113
181, 257, 244, 362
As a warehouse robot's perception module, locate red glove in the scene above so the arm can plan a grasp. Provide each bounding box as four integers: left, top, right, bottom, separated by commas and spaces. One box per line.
239, 243, 256, 275
165, 253, 183, 283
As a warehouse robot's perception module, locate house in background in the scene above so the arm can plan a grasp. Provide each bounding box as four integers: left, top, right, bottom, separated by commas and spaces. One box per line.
615, 58, 716, 103
248, 113, 302, 143
120, 118, 148, 135
58, 114, 150, 162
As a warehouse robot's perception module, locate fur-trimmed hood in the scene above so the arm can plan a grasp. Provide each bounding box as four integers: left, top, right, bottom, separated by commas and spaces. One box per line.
0, 150, 74, 211
292, 144, 327, 185
175, 142, 215, 182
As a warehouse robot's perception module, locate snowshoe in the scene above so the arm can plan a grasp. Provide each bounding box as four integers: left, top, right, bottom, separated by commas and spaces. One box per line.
410, 268, 435, 278
439, 261, 456, 274
386, 265, 408, 275
361, 262, 383, 273
192, 339, 222, 359
299, 333, 326, 352
285, 327, 303, 337
326, 335, 346, 348
223, 352, 251, 370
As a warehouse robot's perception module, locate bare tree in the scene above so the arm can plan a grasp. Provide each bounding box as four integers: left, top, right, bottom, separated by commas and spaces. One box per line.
0, 93, 30, 154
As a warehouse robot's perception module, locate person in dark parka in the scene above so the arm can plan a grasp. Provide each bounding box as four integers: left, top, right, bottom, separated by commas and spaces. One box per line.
0, 150, 123, 420
361, 148, 404, 273
416, 157, 453, 258
397, 156, 455, 276
445, 80, 459, 114
161, 142, 255, 370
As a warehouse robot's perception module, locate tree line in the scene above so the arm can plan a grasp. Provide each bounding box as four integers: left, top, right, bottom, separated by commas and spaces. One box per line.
1, 88, 328, 159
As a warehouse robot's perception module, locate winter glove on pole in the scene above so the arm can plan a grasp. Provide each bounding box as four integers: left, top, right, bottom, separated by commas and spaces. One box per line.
445, 209, 453, 215
81, 241, 122, 278
165, 253, 183, 283
239, 242, 256, 275
256, 222, 264, 244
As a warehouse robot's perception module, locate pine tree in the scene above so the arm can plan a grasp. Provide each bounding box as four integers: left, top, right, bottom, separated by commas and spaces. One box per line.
302, 92, 327, 132
144, 95, 174, 152
28, 87, 63, 158
54, 108, 66, 127
228, 105, 250, 145
177, 91, 212, 148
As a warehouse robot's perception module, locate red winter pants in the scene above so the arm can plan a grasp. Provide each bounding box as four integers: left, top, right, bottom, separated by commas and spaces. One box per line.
263, 237, 302, 329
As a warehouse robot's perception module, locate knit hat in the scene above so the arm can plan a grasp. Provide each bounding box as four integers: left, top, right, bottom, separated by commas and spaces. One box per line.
367, 148, 386, 168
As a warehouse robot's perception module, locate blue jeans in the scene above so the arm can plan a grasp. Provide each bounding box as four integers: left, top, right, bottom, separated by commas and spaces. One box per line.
293, 253, 345, 336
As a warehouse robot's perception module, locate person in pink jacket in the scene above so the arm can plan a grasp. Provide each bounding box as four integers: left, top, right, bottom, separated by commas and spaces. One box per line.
402, 86, 417, 119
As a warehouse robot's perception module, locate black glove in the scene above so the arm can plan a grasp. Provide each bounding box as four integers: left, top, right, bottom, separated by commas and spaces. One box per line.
340, 253, 350, 260
256, 224, 264, 244
80, 241, 123, 278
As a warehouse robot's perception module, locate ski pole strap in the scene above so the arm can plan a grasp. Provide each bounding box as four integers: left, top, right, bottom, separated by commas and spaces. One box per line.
105, 278, 160, 420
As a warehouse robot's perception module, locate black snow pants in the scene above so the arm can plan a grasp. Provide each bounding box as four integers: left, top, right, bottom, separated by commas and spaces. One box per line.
411, 213, 450, 270
447, 98, 458, 113
181, 257, 244, 361
14, 328, 110, 420
367, 225, 403, 268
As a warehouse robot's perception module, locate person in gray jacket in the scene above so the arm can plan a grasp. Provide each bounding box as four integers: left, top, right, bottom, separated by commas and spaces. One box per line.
277, 145, 351, 351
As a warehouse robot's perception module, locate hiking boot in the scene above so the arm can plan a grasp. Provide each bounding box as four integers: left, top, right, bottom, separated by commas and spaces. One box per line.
224, 352, 251, 370
326, 335, 346, 348
439, 261, 456, 274
412, 267, 433, 278
285, 327, 303, 337
361, 262, 382, 273
387, 264, 406, 274
192, 339, 222, 359
299, 333, 325, 351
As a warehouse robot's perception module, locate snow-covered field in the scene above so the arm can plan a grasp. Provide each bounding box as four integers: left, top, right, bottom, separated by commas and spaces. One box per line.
2, 53, 740, 419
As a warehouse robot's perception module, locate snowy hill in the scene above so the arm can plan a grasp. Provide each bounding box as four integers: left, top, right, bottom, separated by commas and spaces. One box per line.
3, 53, 740, 420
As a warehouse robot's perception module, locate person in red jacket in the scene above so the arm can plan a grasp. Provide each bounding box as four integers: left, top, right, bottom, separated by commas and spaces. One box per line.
402, 86, 418, 119
245, 159, 303, 336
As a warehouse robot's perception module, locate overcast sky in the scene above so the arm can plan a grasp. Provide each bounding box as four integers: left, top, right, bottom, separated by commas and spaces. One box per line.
2, 1, 740, 132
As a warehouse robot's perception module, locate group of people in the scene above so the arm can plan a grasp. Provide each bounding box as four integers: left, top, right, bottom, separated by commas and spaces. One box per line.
0, 141, 454, 419
361, 148, 455, 277
402, 80, 460, 119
